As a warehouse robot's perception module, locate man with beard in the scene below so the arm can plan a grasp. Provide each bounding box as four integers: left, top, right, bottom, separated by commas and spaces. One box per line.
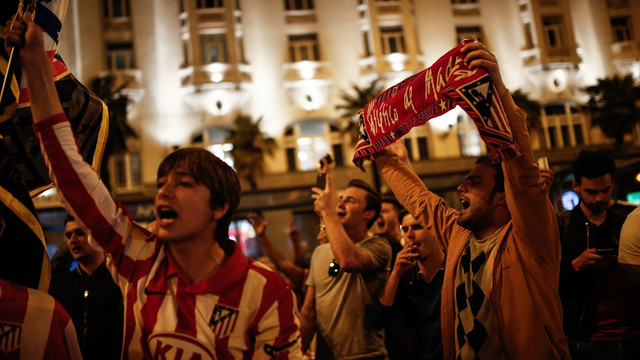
558, 151, 640, 360
373, 42, 570, 359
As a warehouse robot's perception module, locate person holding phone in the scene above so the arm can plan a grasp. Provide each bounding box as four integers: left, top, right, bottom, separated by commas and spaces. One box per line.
300, 162, 391, 359
557, 150, 640, 360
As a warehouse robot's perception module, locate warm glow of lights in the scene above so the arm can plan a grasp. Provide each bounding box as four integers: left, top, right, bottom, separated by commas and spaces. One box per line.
38, 187, 58, 198
429, 106, 461, 132
208, 63, 227, 83
297, 151, 309, 162
297, 137, 312, 146
210, 73, 223, 83
635, 171, 640, 183
388, 53, 406, 72
297, 61, 316, 80
205, 89, 231, 115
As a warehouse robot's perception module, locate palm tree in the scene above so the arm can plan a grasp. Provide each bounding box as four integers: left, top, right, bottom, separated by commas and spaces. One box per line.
335, 79, 386, 191
226, 114, 276, 191
90, 74, 137, 190
511, 89, 542, 132
336, 79, 385, 144
582, 74, 640, 146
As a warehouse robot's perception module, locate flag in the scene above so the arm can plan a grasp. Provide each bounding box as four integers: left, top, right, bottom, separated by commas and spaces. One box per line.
0, 0, 109, 196
0, 136, 49, 291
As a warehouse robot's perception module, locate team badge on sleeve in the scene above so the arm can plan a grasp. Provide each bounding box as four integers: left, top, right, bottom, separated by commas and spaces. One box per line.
209, 304, 239, 338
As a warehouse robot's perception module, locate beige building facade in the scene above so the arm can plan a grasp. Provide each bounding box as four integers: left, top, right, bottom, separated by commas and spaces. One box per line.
38, 0, 640, 258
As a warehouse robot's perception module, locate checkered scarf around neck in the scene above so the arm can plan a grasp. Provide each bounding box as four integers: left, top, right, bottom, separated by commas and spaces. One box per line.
352, 39, 521, 171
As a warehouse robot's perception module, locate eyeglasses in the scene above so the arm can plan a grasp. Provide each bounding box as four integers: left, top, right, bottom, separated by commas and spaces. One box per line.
64, 229, 86, 239
328, 259, 340, 277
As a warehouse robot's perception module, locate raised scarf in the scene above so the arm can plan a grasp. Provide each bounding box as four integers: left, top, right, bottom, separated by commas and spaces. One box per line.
352, 39, 521, 171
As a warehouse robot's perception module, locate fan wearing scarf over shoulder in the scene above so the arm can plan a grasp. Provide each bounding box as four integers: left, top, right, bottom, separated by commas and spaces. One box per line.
359, 41, 570, 359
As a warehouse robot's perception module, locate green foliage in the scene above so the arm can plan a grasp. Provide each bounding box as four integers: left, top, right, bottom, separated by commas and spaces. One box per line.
90, 74, 137, 156
511, 89, 542, 131
90, 74, 137, 190
335, 79, 385, 144
582, 74, 640, 145
226, 114, 276, 190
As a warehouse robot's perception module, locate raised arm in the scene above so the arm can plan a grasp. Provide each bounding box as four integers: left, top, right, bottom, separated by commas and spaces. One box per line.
374, 146, 458, 250
5, 14, 62, 122
462, 41, 559, 267
248, 213, 305, 289
6, 14, 150, 274
311, 171, 383, 272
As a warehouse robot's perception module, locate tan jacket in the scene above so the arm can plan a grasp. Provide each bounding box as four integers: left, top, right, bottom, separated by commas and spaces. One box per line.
375, 94, 570, 359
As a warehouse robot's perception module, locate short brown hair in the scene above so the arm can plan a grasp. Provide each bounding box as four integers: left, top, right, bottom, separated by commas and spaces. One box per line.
347, 179, 381, 228
157, 147, 241, 244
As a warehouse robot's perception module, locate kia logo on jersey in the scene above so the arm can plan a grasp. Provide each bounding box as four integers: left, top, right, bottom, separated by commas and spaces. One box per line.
148, 333, 215, 360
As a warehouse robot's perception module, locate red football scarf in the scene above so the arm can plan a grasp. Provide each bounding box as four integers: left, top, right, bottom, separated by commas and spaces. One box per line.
353, 40, 521, 171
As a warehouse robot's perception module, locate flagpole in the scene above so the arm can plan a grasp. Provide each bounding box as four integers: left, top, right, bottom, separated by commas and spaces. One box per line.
0, 18, 20, 108
0, 0, 35, 111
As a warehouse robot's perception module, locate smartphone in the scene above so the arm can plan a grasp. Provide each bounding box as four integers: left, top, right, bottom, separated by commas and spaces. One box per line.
316, 154, 333, 189
316, 173, 327, 189
537, 156, 549, 169
596, 248, 616, 256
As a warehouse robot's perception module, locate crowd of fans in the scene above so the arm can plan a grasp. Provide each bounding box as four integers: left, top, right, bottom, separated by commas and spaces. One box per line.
2, 12, 639, 360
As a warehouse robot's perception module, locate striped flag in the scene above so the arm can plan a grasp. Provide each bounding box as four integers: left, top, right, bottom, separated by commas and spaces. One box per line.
0, 0, 109, 196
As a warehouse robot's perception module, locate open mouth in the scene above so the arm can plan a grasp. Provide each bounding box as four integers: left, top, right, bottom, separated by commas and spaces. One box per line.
157, 206, 178, 220
459, 198, 470, 210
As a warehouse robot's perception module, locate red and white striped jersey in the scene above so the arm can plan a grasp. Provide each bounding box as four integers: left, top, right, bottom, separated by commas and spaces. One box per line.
35, 114, 303, 359
0, 279, 82, 360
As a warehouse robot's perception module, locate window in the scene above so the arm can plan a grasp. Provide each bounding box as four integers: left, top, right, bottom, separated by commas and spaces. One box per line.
200, 34, 228, 63
543, 103, 586, 149
103, 0, 130, 18
542, 16, 565, 49
611, 17, 632, 42
106, 43, 135, 70
288, 34, 320, 62
380, 26, 405, 54
284, 0, 314, 10
284, 120, 338, 171
112, 152, 142, 190
457, 114, 482, 157
456, 25, 484, 44
197, 0, 224, 8
193, 126, 235, 167
203, 127, 234, 167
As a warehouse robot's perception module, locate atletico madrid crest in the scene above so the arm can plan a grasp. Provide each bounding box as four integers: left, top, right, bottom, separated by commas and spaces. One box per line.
209, 304, 239, 338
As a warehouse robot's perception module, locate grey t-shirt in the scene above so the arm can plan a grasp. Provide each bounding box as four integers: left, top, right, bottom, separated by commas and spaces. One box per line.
307, 235, 391, 359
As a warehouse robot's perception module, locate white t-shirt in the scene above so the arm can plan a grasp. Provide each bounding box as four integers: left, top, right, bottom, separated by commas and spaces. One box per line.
619, 207, 640, 265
